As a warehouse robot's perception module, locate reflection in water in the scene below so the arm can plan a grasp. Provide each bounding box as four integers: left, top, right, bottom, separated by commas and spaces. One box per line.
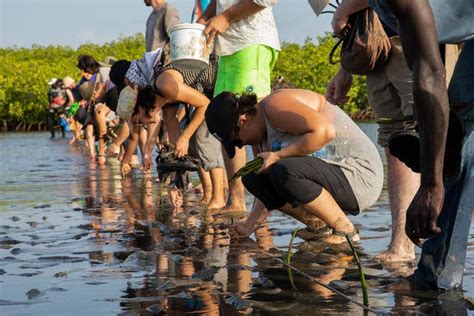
80, 165, 463, 315
1, 132, 472, 315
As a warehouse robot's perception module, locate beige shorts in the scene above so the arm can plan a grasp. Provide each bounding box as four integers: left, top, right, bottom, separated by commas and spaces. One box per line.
367, 36, 415, 147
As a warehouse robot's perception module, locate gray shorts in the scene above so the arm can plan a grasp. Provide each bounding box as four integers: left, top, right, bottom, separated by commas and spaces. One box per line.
367, 36, 415, 147
189, 121, 225, 171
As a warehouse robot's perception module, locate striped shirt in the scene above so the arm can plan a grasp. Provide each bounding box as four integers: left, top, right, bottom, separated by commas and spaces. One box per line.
154, 54, 219, 99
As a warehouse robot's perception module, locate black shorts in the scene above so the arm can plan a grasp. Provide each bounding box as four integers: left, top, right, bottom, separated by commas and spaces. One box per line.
242, 156, 359, 215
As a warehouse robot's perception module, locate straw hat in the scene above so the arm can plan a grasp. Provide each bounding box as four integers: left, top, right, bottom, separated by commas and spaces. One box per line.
62, 76, 75, 88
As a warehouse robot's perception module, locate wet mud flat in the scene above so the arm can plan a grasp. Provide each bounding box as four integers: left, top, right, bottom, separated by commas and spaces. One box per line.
1, 132, 474, 315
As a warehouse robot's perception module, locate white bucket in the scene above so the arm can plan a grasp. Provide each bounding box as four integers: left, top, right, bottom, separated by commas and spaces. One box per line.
169, 23, 212, 71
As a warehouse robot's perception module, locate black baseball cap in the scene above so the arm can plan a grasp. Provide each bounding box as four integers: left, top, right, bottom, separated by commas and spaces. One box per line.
205, 92, 239, 158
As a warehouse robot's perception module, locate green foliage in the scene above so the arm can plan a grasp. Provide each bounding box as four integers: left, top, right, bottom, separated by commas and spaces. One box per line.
0, 34, 145, 129
271, 35, 368, 115
0, 33, 368, 129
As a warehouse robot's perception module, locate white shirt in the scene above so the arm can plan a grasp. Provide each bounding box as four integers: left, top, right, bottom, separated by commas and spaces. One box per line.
215, 0, 280, 56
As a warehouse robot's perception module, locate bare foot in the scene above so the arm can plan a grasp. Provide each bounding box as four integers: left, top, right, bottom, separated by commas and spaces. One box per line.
376, 246, 416, 262
207, 199, 226, 210
389, 274, 438, 293
198, 195, 212, 205
169, 188, 183, 208
220, 202, 247, 213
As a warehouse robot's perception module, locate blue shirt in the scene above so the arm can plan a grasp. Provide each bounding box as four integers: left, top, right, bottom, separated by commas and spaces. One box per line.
368, 0, 474, 44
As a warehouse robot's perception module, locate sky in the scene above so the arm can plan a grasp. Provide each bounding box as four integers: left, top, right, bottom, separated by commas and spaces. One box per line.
0, 0, 333, 48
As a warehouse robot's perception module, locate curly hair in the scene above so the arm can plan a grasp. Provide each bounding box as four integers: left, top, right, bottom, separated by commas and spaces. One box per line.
236, 93, 258, 116
133, 87, 155, 118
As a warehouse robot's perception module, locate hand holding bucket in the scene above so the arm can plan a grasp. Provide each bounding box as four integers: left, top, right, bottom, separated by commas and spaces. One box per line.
169, 23, 214, 71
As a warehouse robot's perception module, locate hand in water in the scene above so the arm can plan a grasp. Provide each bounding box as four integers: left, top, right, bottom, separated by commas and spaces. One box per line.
142, 153, 153, 171
405, 184, 444, 246
257, 151, 281, 173
121, 163, 132, 176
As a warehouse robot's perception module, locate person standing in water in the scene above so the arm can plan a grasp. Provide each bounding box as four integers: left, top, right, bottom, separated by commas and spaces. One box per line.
197, 0, 280, 213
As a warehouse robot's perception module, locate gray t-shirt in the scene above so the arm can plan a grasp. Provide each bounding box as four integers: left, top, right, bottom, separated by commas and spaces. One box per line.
263, 103, 384, 212
145, 3, 180, 52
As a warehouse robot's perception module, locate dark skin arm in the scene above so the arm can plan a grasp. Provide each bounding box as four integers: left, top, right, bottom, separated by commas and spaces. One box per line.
386, 0, 449, 244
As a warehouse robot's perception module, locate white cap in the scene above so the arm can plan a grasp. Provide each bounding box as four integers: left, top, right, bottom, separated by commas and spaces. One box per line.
48, 78, 58, 86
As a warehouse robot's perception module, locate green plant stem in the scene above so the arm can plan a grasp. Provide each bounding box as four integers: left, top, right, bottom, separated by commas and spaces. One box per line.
346, 235, 369, 307
287, 228, 300, 290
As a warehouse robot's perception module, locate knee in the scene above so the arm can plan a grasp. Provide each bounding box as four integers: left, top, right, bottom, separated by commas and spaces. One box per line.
242, 172, 260, 194
268, 161, 291, 188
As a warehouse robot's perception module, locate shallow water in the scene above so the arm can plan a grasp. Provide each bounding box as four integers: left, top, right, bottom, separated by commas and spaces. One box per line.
1, 129, 473, 315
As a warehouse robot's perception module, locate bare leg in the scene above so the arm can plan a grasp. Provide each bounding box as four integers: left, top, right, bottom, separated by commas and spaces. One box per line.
107, 121, 129, 156
377, 148, 418, 262
298, 187, 359, 244
70, 120, 82, 145
86, 124, 96, 160
280, 205, 329, 231
198, 167, 212, 204
95, 106, 108, 165
222, 146, 247, 212
138, 126, 147, 156
162, 106, 180, 146
208, 167, 226, 209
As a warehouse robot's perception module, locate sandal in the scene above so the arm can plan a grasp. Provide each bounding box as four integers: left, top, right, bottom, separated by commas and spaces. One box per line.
155, 152, 200, 173
296, 225, 332, 241
331, 227, 360, 242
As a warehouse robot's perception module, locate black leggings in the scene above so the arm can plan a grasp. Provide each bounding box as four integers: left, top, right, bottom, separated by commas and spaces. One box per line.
242, 156, 359, 215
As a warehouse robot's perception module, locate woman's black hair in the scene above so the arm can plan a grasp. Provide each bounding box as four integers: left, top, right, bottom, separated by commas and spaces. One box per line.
109, 60, 131, 92
231, 93, 258, 146
236, 93, 258, 116
77, 55, 100, 74
133, 88, 155, 118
